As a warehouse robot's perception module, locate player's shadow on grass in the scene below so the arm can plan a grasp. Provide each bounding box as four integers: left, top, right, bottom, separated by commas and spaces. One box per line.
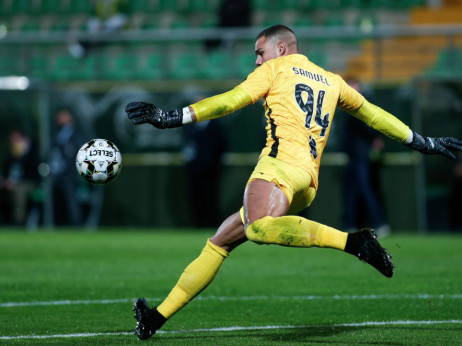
158, 325, 405, 345
262, 325, 404, 345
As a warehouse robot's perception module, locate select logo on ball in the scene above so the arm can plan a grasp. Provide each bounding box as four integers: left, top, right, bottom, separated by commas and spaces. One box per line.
75, 139, 122, 185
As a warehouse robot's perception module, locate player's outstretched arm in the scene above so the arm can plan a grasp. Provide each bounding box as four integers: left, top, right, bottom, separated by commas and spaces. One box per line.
125, 102, 193, 129
350, 100, 462, 160
406, 130, 462, 160
125, 87, 252, 129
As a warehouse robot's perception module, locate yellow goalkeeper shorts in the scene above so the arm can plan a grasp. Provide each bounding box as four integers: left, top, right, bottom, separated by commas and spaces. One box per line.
242, 155, 316, 217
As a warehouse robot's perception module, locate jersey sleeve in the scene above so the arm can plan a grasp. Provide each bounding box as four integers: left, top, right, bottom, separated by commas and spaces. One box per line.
351, 100, 410, 142
337, 75, 366, 112
190, 87, 253, 122
336, 74, 409, 142
190, 62, 273, 122
237, 63, 273, 103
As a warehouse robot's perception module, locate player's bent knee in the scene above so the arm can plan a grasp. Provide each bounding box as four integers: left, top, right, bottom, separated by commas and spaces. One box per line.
245, 216, 273, 244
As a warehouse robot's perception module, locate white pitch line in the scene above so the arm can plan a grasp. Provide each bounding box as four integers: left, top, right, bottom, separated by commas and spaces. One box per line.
1, 294, 462, 308
1, 320, 462, 340
0, 298, 132, 308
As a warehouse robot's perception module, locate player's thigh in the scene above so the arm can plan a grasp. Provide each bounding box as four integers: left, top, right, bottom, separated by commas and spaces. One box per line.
243, 178, 290, 226
288, 186, 317, 215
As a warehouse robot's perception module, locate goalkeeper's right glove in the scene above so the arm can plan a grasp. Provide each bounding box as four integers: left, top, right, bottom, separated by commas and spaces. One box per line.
125, 101, 183, 129
407, 130, 462, 160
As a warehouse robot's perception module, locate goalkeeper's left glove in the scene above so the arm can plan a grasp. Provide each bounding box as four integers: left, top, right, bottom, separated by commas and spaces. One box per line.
407, 130, 462, 160
125, 101, 183, 129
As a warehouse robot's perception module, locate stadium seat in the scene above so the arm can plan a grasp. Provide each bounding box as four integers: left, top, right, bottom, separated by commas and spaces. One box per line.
11, 0, 30, 14
188, 0, 217, 13
38, 0, 64, 14
237, 52, 256, 79
29, 51, 50, 79
323, 16, 346, 27
101, 52, 138, 80
68, 0, 94, 14
262, 15, 282, 28
19, 19, 42, 32
199, 15, 217, 28
293, 18, 313, 28
253, 0, 285, 11
426, 48, 462, 76
170, 52, 203, 79
280, 0, 300, 9
307, 51, 326, 67
48, 19, 71, 32
52, 53, 86, 80
128, 0, 161, 13
203, 50, 231, 79
138, 53, 163, 80
159, 0, 180, 12
79, 55, 98, 80
140, 16, 163, 30
0, 54, 20, 76
169, 16, 190, 29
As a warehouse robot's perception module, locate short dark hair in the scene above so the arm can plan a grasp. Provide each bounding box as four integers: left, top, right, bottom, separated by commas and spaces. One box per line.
257, 25, 296, 40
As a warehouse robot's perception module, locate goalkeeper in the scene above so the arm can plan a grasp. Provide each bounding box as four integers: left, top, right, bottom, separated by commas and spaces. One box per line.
125, 25, 462, 340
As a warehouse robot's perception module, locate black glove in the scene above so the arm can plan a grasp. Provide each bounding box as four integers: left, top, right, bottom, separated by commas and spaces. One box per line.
125, 102, 183, 129
407, 130, 462, 160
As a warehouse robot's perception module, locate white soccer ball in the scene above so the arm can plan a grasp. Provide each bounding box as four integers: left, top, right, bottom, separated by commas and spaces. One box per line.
75, 139, 122, 184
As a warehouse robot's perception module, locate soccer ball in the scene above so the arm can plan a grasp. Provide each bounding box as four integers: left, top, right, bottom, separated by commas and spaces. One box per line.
76, 139, 122, 184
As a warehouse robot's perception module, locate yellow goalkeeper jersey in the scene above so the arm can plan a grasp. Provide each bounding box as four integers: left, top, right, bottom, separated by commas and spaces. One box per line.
237, 54, 365, 188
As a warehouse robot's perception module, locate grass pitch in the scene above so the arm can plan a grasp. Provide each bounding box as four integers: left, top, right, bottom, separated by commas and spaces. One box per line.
0, 229, 461, 345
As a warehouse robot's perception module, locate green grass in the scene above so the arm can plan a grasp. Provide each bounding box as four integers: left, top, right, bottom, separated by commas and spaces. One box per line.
0, 229, 461, 345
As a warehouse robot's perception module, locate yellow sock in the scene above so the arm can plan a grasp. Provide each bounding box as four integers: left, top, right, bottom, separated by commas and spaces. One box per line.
157, 239, 228, 319
246, 215, 347, 250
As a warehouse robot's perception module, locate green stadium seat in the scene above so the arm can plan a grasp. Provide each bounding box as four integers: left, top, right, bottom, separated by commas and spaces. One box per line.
139, 53, 163, 80
101, 52, 138, 80
237, 52, 256, 79
426, 48, 462, 76
52, 53, 85, 80
293, 18, 313, 28
11, 0, 30, 14
128, 0, 161, 13
323, 16, 345, 27
203, 50, 231, 79
396, 0, 426, 8
367, 0, 393, 8
68, 0, 94, 14
199, 15, 217, 28
281, 0, 299, 9
339, 0, 368, 9
79, 55, 98, 80
38, 0, 64, 14
307, 51, 326, 67
188, 0, 211, 12
169, 16, 190, 29
253, 0, 284, 11
262, 15, 282, 28
159, 0, 180, 12
0, 55, 21, 76
140, 16, 163, 30
29, 51, 50, 79
306, 0, 331, 10
48, 19, 71, 32
19, 20, 42, 32
170, 52, 203, 79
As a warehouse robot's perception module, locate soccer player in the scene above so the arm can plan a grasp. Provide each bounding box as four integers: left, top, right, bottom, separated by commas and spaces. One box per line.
125, 25, 462, 340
